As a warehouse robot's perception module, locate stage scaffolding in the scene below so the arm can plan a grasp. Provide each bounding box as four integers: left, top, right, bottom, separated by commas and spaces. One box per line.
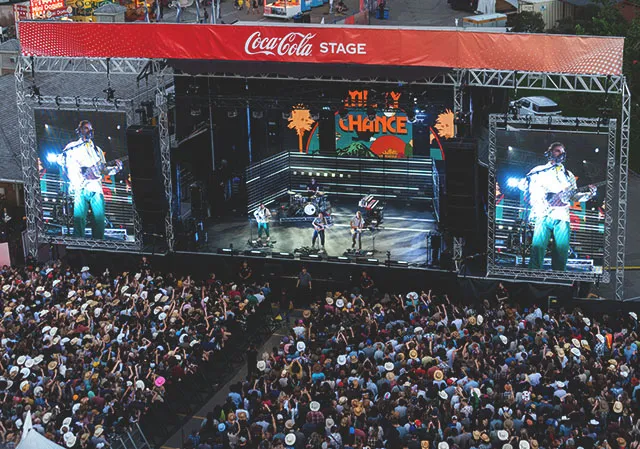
15, 56, 631, 300
486, 115, 617, 284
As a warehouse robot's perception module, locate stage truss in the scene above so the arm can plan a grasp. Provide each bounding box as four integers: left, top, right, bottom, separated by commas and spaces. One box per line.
15, 56, 631, 299
486, 114, 618, 284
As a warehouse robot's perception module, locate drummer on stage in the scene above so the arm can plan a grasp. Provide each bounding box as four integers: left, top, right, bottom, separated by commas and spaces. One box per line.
307, 177, 321, 196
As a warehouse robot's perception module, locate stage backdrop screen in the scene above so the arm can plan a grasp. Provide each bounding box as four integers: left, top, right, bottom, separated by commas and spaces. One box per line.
492, 128, 610, 277
35, 110, 135, 243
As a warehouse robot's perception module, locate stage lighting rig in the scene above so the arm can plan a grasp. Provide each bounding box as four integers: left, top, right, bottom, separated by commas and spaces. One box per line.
103, 86, 116, 102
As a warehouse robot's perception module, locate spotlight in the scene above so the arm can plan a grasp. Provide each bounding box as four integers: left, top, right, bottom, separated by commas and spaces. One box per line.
103, 86, 116, 102
508, 146, 513, 151
595, 148, 600, 153
583, 160, 587, 164
506, 177, 520, 188
117, 125, 121, 130
44, 124, 49, 130
108, 136, 112, 140
46, 153, 58, 163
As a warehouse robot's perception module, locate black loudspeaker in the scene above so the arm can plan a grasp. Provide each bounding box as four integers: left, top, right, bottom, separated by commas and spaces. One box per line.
318, 110, 336, 154
442, 138, 477, 237
126, 125, 168, 235
412, 121, 430, 156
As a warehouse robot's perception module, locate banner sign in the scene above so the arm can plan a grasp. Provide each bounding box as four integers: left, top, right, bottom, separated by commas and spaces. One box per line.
14, 0, 69, 21
18, 22, 624, 75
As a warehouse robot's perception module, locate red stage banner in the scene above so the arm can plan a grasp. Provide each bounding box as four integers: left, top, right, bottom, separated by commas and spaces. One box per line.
18, 22, 624, 76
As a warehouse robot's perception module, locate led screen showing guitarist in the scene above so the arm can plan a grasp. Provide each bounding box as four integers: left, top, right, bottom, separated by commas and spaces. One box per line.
518, 142, 597, 271
57, 120, 124, 240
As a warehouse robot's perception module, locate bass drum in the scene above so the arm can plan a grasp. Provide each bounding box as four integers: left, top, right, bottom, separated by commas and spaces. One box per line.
304, 203, 317, 216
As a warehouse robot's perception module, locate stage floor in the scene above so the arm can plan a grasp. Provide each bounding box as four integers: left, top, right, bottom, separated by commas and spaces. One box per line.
198, 200, 438, 265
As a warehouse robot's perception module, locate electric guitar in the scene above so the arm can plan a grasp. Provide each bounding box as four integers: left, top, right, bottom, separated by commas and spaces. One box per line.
544, 181, 605, 207
313, 221, 332, 232
81, 156, 128, 181
350, 227, 365, 235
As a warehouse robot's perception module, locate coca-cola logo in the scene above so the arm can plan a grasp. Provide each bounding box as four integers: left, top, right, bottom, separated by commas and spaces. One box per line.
244, 31, 315, 57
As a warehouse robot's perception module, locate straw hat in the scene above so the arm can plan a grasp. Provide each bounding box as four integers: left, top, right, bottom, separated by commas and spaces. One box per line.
325, 297, 334, 305
386, 372, 395, 381
468, 316, 477, 326
613, 401, 623, 413
409, 349, 418, 359
433, 369, 444, 381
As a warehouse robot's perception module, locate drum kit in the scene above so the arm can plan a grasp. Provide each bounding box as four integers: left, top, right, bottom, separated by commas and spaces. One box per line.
286, 190, 331, 218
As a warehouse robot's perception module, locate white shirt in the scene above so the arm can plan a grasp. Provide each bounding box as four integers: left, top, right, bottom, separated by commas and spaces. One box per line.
58, 138, 105, 194
254, 207, 271, 224
519, 162, 592, 223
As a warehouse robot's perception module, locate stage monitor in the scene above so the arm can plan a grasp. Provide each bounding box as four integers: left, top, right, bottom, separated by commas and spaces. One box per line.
35, 110, 137, 246
487, 116, 614, 282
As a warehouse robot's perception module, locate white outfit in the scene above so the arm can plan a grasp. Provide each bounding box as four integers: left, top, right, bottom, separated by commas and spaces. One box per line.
57, 138, 114, 194
253, 207, 271, 224
518, 162, 592, 223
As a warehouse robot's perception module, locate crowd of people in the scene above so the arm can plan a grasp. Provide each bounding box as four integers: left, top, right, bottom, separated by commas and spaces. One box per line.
188, 288, 640, 449
0, 257, 270, 448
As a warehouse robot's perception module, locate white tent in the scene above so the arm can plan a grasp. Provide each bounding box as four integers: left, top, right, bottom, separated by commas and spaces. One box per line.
16, 411, 66, 449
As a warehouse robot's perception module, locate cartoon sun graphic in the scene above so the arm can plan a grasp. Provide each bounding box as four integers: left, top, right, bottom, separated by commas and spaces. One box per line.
288, 106, 316, 153
431, 109, 455, 143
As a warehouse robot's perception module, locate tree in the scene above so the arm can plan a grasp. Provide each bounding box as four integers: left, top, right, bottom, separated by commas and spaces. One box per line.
288, 107, 315, 153
510, 11, 545, 33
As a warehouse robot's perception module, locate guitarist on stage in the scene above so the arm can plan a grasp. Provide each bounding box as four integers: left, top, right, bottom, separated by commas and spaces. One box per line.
312, 211, 328, 251
350, 210, 365, 250
253, 203, 272, 242
57, 120, 123, 240
518, 142, 597, 271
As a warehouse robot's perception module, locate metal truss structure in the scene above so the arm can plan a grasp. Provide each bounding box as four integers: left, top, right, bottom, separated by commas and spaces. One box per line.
14, 58, 158, 254
15, 55, 631, 299
486, 114, 620, 285
153, 60, 175, 252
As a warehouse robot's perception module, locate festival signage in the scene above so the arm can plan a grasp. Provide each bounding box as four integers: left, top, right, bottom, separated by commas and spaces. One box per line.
18, 22, 624, 76
14, 0, 70, 21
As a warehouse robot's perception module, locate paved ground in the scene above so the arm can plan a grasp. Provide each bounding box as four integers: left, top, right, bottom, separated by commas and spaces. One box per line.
160, 0, 471, 25
160, 317, 289, 449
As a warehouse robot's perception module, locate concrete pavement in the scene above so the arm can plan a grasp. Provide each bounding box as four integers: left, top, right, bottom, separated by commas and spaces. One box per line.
159, 0, 471, 26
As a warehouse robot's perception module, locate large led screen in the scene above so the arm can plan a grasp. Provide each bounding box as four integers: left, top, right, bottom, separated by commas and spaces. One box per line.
491, 128, 610, 276
35, 110, 135, 243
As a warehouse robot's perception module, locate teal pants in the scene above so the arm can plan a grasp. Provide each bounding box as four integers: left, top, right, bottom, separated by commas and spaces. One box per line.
73, 189, 105, 240
257, 222, 270, 239
529, 216, 570, 271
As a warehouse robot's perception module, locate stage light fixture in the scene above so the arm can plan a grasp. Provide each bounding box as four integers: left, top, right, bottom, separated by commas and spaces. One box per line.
583, 160, 587, 164
595, 148, 600, 153
44, 124, 49, 130
508, 146, 514, 151
46, 153, 57, 163
293, 171, 297, 175
324, 173, 328, 177
250, 250, 262, 255
103, 86, 116, 102
331, 173, 336, 177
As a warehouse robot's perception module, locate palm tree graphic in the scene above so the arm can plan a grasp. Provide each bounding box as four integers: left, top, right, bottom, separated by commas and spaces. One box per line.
288, 107, 316, 153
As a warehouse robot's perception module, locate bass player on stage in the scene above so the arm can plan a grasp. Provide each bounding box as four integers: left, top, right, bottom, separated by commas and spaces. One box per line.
57, 120, 123, 240
350, 210, 365, 250
312, 211, 329, 251
253, 203, 272, 242
518, 142, 597, 271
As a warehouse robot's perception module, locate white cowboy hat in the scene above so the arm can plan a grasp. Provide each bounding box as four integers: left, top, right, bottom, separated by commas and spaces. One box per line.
296, 341, 306, 352
336, 298, 345, 308
81, 266, 90, 272
570, 347, 581, 357
257, 361, 266, 371
499, 335, 508, 345
630, 311, 638, 320
384, 362, 394, 372
438, 390, 448, 400
498, 430, 509, 441
519, 442, 530, 449
135, 380, 145, 390
477, 315, 484, 325
310, 401, 321, 412
285, 433, 296, 446
438, 442, 449, 449
337, 355, 347, 366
